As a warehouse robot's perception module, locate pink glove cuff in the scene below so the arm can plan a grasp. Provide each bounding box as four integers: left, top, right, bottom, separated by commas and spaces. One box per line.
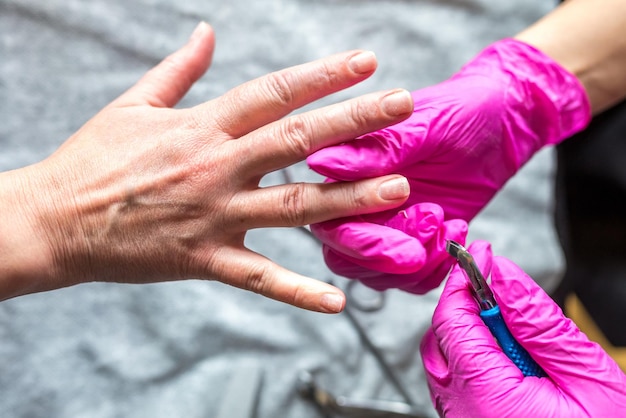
459, 38, 591, 165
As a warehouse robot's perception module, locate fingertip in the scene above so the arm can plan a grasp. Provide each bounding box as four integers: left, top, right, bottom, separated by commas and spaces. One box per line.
319, 291, 347, 314
377, 176, 410, 201
439, 266, 474, 305
188, 22, 216, 64
291, 282, 346, 314
466, 240, 492, 260
212, 249, 346, 314
188, 21, 213, 44
347, 50, 378, 75
115, 22, 215, 108
445, 218, 469, 241
439, 240, 492, 306
272, 275, 347, 314
438, 268, 482, 319
381, 89, 414, 118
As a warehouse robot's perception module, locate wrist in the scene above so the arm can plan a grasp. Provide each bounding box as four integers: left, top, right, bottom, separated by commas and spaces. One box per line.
514, 0, 626, 115
0, 166, 70, 300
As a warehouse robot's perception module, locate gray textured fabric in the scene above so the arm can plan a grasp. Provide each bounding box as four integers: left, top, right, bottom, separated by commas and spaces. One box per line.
1, 1, 558, 417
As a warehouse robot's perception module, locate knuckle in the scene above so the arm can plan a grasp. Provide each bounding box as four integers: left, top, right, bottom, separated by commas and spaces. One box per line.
347, 99, 373, 127
279, 117, 313, 157
319, 61, 340, 88
328, 180, 369, 214
279, 183, 308, 227
265, 71, 295, 108
340, 184, 368, 212
242, 262, 272, 295
348, 185, 368, 208
281, 284, 305, 308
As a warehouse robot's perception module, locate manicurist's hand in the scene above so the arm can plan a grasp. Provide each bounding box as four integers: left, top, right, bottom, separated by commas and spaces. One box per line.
420, 241, 626, 417
0, 22, 415, 313
305, 0, 626, 295
306, 38, 589, 294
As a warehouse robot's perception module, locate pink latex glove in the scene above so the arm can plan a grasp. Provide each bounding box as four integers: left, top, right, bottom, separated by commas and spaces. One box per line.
307, 38, 590, 292
420, 240, 626, 417
314, 203, 467, 293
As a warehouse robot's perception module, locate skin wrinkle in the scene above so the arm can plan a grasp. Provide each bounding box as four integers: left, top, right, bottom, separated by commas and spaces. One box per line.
263, 70, 297, 112
238, 255, 273, 296
279, 181, 308, 227
349, 98, 374, 131
278, 116, 314, 160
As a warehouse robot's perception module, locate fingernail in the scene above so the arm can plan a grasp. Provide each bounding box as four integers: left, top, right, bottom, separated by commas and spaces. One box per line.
320, 293, 345, 313
382, 90, 412, 116
189, 21, 208, 43
378, 177, 409, 200
348, 51, 377, 74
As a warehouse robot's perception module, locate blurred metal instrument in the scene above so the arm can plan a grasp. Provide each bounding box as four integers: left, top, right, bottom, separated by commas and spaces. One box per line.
297, 371, 429, 418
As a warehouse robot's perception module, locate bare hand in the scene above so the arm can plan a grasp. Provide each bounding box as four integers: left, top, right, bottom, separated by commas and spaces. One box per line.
0, 23, 412, 312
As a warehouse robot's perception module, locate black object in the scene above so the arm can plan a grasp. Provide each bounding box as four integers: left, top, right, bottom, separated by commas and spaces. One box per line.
553, 98, 626, 346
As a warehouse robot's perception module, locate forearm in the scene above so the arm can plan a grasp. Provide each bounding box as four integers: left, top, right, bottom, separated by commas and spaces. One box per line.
515, 0, 626, 115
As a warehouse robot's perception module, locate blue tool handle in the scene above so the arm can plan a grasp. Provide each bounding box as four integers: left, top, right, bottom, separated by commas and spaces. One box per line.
480, 306, 546, 378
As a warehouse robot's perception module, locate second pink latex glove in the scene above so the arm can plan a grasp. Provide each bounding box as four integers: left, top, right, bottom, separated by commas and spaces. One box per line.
307, 38, 590, 292
420, 241, 626, 417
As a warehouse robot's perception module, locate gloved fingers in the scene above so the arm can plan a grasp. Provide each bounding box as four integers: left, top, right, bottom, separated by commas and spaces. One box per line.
419, 328, 447, 381
322, 243, 458, 294
419, 328, 448, 412
310, 203, 467, 275
419, 325, 532, 417
306, 115, 430, 181
306, 82, 496, 183
386, 203, 444, 239
394, 216, 467, 293
314, 220, 428, 275
396, 250, 457, 294
422, 319, 561, 418
490, 256, 626, 391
